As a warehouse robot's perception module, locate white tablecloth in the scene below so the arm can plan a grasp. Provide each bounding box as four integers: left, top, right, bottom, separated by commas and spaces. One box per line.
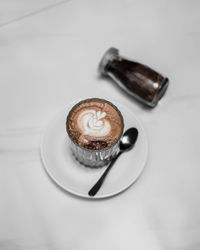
0, 0, 200, 249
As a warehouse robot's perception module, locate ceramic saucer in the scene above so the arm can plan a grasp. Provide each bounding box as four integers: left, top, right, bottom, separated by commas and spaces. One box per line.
41, 100, 148, 199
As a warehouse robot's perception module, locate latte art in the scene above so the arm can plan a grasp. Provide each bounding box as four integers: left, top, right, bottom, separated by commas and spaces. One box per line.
67, 98, 123, 150
77, 110, 111, 137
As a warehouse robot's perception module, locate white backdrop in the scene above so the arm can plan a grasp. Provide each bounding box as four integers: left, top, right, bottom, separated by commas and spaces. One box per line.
0, 0, 200, 249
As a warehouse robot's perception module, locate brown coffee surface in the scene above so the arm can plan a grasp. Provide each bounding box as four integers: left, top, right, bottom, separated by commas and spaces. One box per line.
67, 99, 123, 150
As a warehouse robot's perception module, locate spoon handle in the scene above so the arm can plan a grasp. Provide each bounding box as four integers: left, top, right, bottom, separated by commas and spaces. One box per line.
88, 152, 122, 197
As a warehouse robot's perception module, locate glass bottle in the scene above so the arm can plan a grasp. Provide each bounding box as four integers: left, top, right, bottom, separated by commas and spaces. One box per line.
99, 47, 169, 107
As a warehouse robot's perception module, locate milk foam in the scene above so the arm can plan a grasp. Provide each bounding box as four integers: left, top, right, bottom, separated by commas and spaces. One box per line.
77, 109, 111, 137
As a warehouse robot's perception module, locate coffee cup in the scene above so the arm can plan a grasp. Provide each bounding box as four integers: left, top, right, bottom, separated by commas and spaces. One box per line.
66, 98, 124, 167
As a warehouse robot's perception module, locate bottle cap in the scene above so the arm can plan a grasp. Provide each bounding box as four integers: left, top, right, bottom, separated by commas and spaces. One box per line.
98, 47, 119, 75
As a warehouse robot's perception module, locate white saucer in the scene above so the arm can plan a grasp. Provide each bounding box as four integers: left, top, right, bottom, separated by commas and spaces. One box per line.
41, 101, 148, 199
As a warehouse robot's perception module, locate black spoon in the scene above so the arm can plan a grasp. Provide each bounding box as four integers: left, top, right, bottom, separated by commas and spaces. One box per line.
88, 127, 139, 197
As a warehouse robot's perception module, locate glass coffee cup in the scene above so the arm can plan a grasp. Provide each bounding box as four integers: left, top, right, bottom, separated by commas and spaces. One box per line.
66, 98, 124, 167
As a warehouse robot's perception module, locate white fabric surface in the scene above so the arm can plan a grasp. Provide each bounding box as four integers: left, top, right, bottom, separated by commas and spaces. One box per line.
0, 0, 200, 249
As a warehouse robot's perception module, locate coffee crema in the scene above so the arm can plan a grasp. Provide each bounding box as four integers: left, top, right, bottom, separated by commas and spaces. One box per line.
67, 99, 123, 150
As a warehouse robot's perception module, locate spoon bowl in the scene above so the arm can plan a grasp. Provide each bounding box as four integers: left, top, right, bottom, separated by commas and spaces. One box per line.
120, 128, 138, 152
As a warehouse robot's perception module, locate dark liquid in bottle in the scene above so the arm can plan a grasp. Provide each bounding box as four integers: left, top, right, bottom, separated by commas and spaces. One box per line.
99, 48, 169, 107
